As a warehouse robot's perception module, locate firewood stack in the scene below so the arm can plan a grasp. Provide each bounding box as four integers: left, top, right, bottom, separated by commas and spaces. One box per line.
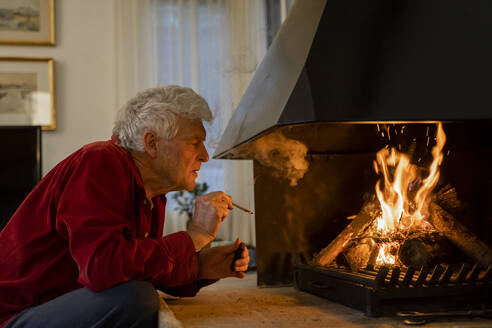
311, 185, 492, 271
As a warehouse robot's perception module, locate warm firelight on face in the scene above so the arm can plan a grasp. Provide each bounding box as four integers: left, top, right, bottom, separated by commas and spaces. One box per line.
374, 123, 446, 265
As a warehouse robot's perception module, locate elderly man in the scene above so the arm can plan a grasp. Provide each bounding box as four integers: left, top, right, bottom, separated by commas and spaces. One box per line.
0, 85, 249, 328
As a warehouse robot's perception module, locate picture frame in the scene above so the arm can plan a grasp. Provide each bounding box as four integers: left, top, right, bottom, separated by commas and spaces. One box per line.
0, 57, 55, 130
0, 0, 55, 46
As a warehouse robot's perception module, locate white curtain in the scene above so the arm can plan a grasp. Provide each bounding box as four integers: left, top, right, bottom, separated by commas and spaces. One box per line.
114, 0, 268, 246
114, 0, 159, 109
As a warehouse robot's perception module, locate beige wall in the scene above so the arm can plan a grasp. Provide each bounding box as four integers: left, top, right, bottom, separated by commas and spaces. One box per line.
0, 0, 117, 175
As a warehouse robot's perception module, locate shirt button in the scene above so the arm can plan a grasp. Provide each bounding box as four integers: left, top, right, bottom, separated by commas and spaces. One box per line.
145, 232, 149, 238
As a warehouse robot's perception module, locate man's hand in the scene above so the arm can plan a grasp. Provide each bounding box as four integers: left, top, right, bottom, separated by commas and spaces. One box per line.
187, 191, 232, 250
198, 238, 249, 280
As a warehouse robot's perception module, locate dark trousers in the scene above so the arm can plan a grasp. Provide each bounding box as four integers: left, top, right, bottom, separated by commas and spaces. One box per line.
5, 281, 159, 328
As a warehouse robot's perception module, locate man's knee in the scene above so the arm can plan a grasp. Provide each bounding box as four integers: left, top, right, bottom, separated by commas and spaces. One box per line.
92, 280, 160, 327
108, 280, 160, 314
6, 281, 160, 328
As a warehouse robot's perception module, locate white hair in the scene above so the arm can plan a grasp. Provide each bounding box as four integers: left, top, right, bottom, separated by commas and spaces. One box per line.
112, 85, 213, 151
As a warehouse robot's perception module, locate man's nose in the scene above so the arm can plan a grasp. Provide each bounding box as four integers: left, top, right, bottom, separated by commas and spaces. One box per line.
199, 143, 209, 162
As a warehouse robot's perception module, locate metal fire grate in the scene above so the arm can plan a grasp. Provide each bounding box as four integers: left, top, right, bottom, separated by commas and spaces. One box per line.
294, 262, 492, 317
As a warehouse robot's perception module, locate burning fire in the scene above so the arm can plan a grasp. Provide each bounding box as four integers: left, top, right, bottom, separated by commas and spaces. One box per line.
377, 244, 396, 265
373, 123, 446, 265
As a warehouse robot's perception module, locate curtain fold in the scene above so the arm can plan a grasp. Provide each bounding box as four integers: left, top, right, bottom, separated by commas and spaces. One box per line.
216, 0, 268, 247
114, 0, 158, 110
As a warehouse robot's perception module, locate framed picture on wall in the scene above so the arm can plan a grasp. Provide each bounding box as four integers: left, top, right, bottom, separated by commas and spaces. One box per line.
0, 57, 55, 130
0, 0, 55, 46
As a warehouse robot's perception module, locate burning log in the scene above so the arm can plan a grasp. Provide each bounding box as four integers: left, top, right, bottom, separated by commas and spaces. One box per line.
366, 244, 381, 269
428, 202, 492, 268
398, 231, 455, 267
311, 195, 379, 267
434, 184, 465, 217
336, 240, 373, 271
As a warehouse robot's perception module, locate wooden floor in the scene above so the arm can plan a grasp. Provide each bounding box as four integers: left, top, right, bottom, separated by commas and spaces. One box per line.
165, 272, 492, 327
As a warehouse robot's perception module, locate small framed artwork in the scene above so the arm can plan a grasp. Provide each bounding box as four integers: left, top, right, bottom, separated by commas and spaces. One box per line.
0, 0, 55, 46
0, 57, 55, 130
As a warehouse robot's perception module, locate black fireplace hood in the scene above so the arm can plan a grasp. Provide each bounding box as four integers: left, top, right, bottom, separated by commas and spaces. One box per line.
214, 0, 492, 159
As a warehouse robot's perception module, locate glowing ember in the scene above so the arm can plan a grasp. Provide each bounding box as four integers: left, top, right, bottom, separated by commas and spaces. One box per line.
373, 123, 446, 265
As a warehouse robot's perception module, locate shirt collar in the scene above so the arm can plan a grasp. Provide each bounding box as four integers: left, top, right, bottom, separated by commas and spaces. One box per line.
110, 136, 168, 204
110, 135, 146, 190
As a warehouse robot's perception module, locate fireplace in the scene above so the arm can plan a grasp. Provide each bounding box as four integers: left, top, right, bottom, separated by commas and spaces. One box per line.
289, 123, 492, 317
236, 121, 492, 318
213, 0, 492, 318
247, 122, 492, 285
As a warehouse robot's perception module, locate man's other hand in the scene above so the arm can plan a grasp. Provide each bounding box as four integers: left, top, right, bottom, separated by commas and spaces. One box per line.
187, 191, 232, 250
197, 238, 249, 280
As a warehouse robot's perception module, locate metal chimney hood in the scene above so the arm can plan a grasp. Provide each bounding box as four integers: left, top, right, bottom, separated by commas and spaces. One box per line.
214, 0, 492, 159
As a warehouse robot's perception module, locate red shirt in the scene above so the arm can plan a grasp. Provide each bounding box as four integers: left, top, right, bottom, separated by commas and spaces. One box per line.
0, 139, 206, 326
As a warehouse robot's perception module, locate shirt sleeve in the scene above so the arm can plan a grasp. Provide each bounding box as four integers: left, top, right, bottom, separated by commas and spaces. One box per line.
55, 147, 199, 292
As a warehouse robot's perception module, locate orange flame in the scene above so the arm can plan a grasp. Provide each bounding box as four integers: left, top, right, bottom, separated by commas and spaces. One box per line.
377, 244, 396, 265
373, 123, 446, 266
374, 123, 446, 235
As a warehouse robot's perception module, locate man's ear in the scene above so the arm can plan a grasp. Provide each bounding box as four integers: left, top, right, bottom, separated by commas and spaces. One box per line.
143, 131, 159, 158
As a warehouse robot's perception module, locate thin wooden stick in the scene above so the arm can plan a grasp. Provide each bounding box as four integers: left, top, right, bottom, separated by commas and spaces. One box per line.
232, 202, 254, 214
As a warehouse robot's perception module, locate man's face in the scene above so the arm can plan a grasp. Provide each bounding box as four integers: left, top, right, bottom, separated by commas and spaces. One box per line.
155, 117, 209, 191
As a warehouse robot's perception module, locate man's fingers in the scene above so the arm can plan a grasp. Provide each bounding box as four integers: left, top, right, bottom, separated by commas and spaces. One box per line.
208, 191, 233, 210
219, 192, 232, 206
232, 262, 249, 272
234, 257, 249, 267
225, 194, 233, 209
230, 271, 245, 279
232, 256, 249, 272
219, 209, 229, 222
236, 272, 246, 278
226, 238, 241, 251
211, 200, 231, 221
207, 191, 233, 221
234, 264, 249, 272
230, 239, 248, 273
